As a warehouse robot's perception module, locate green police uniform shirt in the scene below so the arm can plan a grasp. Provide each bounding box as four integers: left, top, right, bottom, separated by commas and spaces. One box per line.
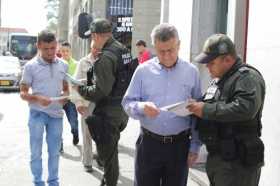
202, 58, 265, 123
78, 37, 128, 121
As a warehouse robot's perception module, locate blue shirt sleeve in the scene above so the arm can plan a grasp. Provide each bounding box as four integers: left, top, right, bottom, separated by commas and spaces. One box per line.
122, 67, 146, 120
189, 67, 202, 153
20, 63, 33, 86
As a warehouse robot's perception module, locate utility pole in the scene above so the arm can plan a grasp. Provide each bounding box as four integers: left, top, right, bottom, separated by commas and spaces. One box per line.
57, 0, 69, 41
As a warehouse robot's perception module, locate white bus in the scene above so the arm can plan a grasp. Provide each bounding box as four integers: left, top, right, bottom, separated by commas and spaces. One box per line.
7, 33, 37, 65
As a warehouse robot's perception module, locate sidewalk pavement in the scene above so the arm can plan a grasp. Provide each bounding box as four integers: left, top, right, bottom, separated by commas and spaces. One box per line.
0, 116, 209, 186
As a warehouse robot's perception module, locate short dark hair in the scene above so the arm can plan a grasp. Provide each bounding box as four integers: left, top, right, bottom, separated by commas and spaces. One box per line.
37, 30, 56, 43
136, 40, 147, 47
61, 41, 71, 48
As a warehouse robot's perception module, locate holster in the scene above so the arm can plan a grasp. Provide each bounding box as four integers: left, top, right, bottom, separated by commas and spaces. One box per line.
85, 114, 114, 144
198, 119, 237, 161
197, 119, 219, 146
237, 137, 264, 167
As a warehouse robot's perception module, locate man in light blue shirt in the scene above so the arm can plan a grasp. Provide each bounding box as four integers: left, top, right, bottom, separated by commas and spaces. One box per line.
20, 30, 68, 186
122, 23, 202, 186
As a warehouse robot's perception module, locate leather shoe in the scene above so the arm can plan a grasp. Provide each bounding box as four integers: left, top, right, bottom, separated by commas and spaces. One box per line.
59, 142, 64, 153
84, 165, 93, 173
73, 134, 79, 145
100, 178, 106, 186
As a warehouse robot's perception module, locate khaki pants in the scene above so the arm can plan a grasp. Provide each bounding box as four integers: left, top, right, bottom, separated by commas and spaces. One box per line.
81, 103, 95, 166
206, 154, 261, 186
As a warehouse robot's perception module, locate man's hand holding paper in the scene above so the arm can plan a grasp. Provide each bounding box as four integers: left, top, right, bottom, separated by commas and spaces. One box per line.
160, 100, 193, 117
187, 101, 204, 118
143, 102, 160, 118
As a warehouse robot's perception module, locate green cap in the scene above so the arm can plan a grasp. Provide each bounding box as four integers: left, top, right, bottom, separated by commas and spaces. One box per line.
84, 18, 112, 36
194, 34, 236, 64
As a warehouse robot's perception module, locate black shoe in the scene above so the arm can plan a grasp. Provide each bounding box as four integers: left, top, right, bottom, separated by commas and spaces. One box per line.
96, 157, 104, 168
73, 134, 79, 145
100, 178, 106, 186
84, 165, 93, 173
60, 142, 64, 153
92, 153, 98, 159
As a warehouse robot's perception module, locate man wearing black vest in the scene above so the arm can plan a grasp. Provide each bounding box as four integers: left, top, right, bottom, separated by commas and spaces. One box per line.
77, 18, 132, 186
188, 34, 265, 186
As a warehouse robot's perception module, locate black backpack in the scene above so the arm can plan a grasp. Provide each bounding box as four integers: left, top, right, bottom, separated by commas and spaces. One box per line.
78, 13, 93, 39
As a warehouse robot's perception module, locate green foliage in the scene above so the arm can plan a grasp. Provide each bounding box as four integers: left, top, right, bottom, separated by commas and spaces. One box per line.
45, 0, 59, 32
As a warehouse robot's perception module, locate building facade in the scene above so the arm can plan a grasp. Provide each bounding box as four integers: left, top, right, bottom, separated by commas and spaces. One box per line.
58, 0, 249, 90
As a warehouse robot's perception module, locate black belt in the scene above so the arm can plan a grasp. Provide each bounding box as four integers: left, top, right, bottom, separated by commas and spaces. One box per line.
141, 127, 190, 144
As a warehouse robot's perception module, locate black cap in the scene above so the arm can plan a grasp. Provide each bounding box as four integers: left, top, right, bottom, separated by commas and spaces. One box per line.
84, 18, 112, 36
194, 34, 236, 64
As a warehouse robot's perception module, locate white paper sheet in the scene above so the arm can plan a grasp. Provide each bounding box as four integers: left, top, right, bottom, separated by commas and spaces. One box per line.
50, 95, 71, 101
160, 101, 192, 117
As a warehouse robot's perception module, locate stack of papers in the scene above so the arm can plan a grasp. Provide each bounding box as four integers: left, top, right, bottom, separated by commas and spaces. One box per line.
161, 101, 192, 117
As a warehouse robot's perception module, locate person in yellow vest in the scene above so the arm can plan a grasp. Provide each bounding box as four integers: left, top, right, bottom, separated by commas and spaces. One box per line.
60, 41, 79, 152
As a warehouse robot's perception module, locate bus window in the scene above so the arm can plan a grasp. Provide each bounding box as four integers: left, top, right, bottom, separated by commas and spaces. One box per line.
9, 34, 37, 60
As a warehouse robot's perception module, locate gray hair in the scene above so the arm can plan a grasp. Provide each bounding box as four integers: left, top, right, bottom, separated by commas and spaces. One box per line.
150, 23, 179, 45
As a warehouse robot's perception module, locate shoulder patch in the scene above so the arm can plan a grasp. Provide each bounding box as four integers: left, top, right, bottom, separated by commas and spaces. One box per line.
238, 66, 249, 73
102, 50, 118, 62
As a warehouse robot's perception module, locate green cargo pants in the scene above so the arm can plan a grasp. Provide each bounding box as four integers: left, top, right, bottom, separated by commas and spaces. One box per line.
96, 129, 120, 186
206, 154, 261, 186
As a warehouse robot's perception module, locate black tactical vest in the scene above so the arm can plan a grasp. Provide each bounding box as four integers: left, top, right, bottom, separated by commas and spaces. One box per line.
104, 45, 133, 97
196, 63, 264, 150
95, 40, 134, 106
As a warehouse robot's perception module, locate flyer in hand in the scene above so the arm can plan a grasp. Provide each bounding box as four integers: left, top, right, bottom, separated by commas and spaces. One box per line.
160, 101, 192, 117
50, 95, 71, 101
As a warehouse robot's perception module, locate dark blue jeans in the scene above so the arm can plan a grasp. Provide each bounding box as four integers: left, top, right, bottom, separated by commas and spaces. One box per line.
63, 101, 79, 136
135, 133, 190, 186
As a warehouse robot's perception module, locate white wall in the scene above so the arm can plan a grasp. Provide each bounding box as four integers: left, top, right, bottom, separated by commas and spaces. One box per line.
167, 0, 193, 61
247, 1, 280, 186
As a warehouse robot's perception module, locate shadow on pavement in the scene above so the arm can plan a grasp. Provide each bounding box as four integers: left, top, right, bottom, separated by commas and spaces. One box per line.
60, 143, 134, 185
60, 144, 82, 162
118, 174, 134, 185
88, 162, 134, 186
118, 144, 135, 158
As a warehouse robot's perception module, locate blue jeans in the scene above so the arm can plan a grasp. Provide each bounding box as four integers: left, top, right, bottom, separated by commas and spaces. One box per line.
28, 109, 63, 186
63, 101, 79, 136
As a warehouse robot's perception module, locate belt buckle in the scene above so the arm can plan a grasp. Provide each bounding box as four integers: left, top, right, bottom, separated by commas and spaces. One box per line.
163, 136, 173, 143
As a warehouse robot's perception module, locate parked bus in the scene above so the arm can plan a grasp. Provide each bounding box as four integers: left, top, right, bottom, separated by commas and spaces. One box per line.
8, 33, 37, 66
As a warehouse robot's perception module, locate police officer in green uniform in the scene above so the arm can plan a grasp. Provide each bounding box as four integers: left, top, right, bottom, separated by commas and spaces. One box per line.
77, 18, 132, 186
187, 34, 265, 186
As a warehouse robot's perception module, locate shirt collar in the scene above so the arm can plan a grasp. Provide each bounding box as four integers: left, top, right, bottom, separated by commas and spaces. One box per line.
154, 57, 179, 71
37, 56, 59, 66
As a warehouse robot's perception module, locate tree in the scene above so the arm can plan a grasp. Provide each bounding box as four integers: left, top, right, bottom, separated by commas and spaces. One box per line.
45, 0, 59, 32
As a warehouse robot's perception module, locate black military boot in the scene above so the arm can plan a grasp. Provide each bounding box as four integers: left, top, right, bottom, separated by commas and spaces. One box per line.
100, 178, 106, 186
